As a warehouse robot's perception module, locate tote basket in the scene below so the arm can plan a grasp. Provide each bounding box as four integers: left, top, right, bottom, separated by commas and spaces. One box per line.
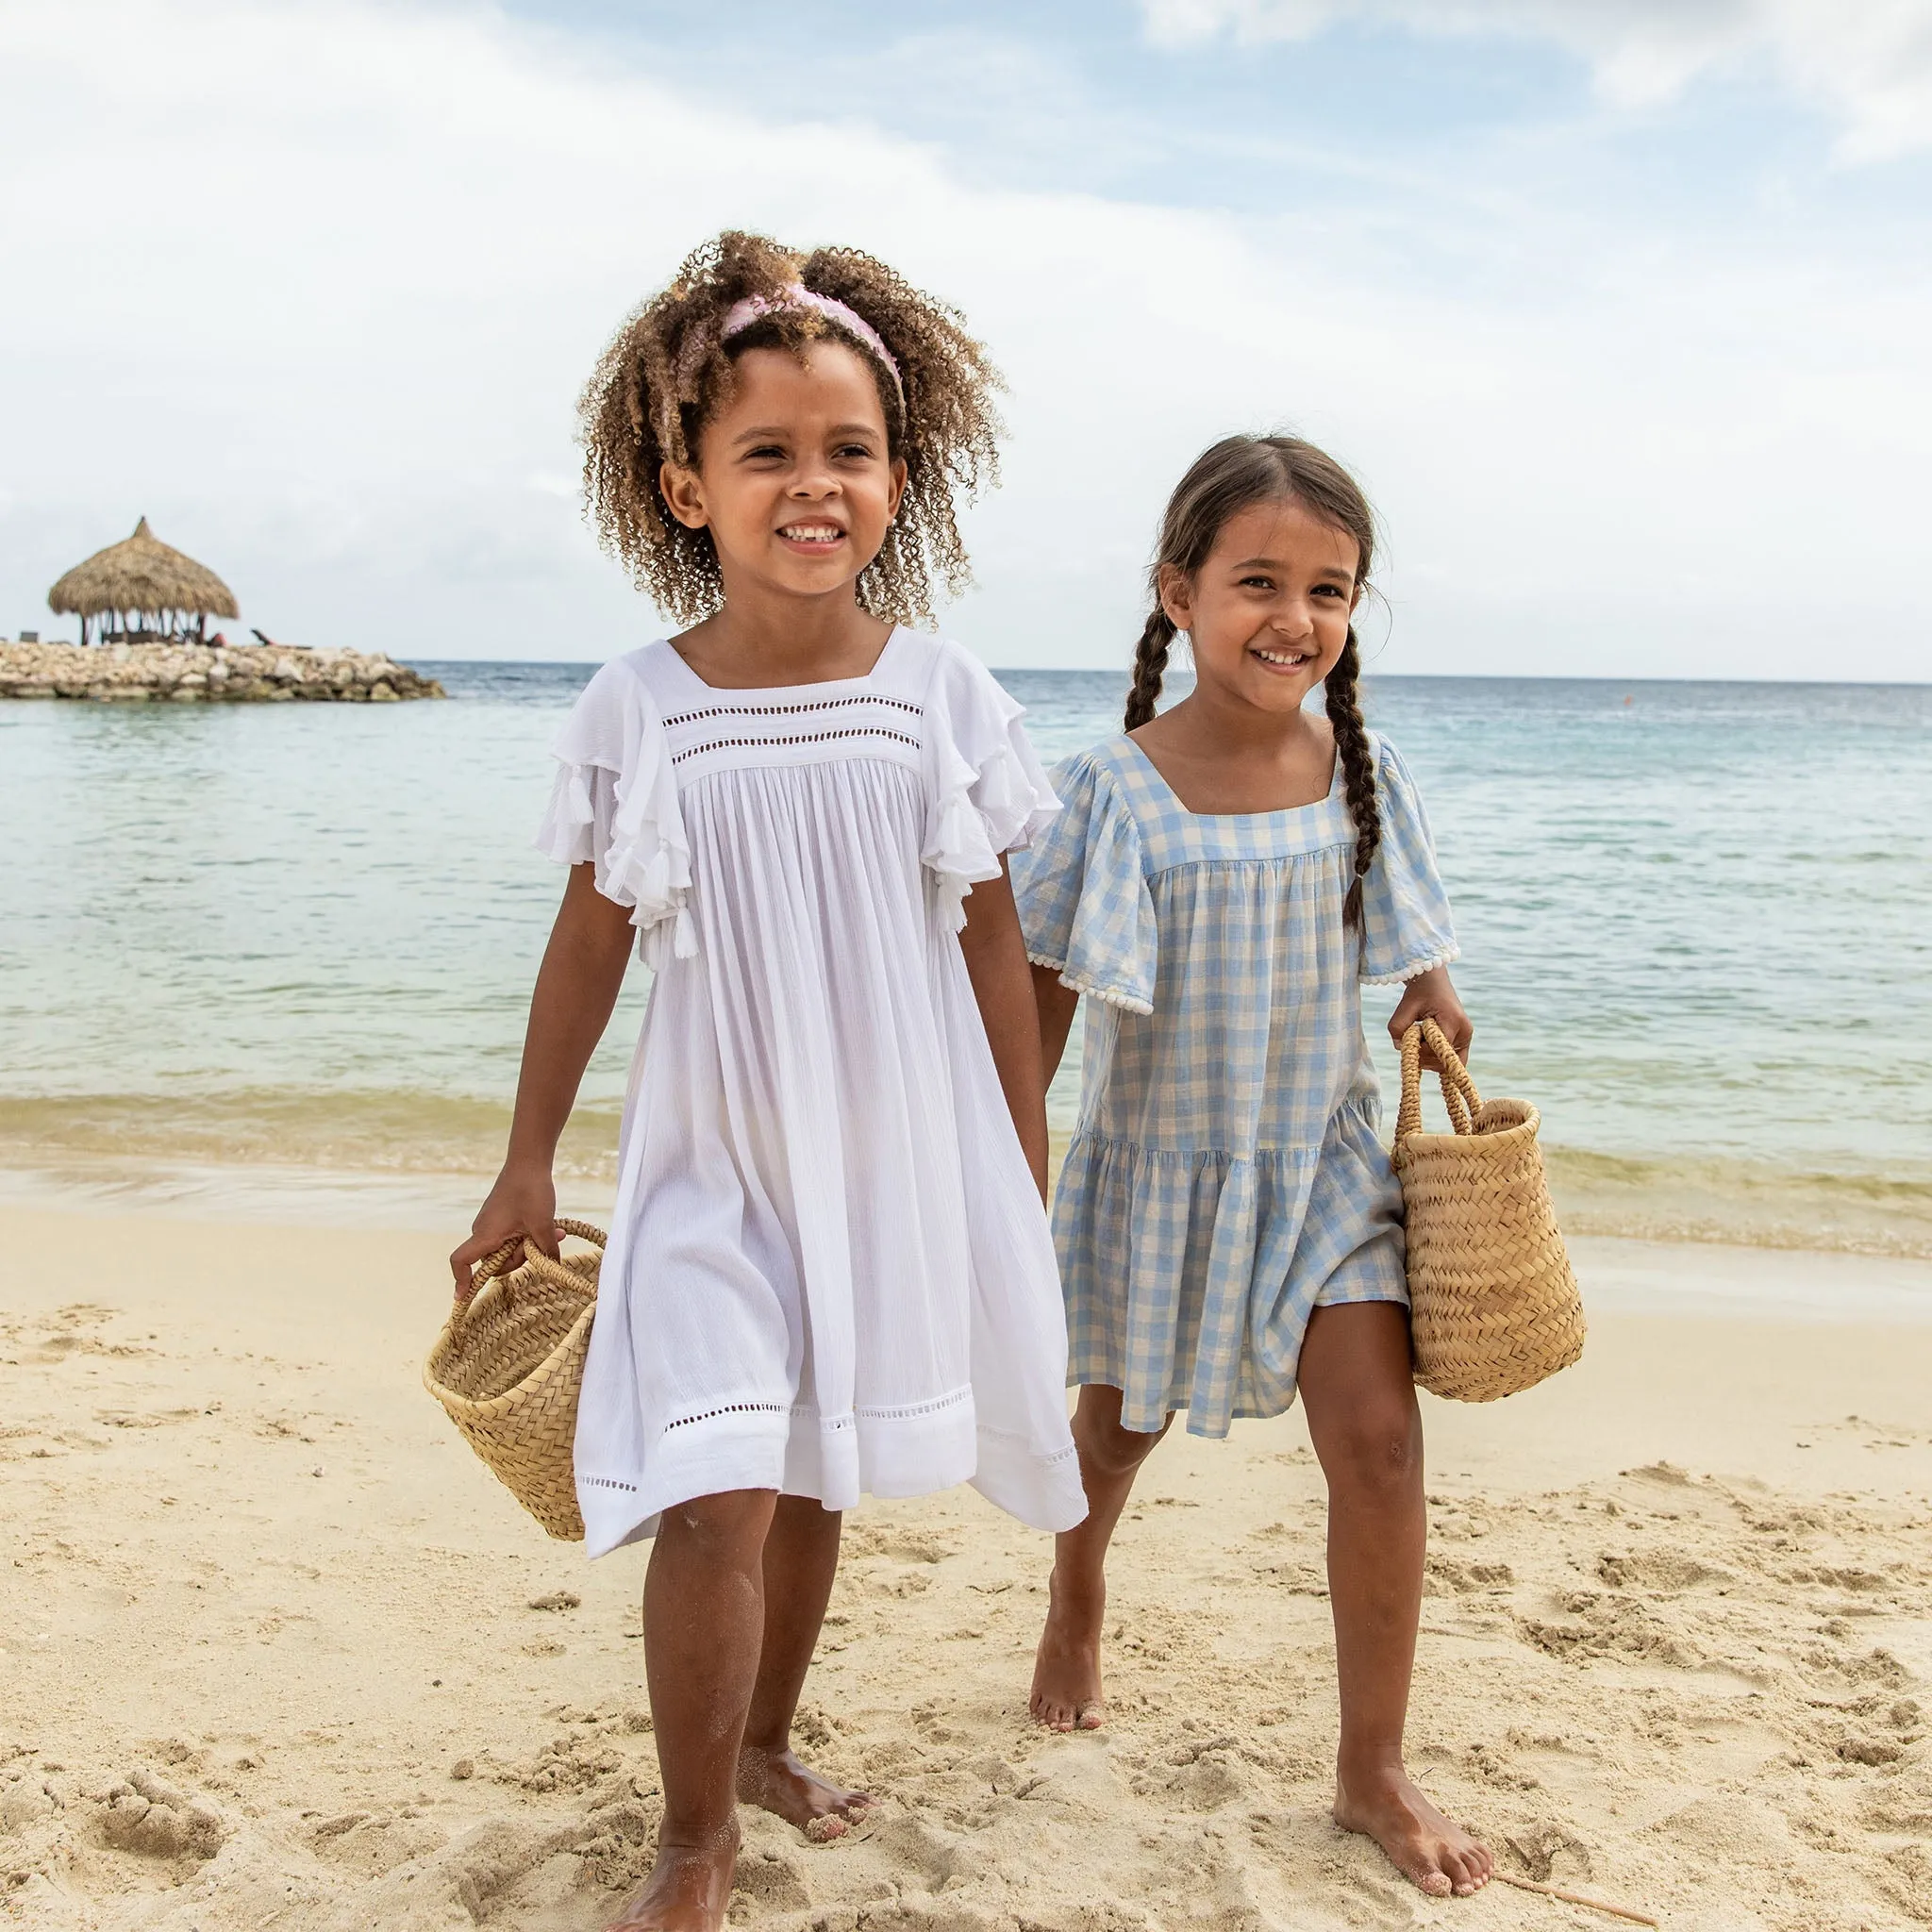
1393, 1020, 1585, 1402
423, 1219, 604, 1541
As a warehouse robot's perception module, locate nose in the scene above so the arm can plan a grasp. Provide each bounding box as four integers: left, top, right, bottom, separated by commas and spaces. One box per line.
1272, 596, 1316, 643
788, 458, 840, 499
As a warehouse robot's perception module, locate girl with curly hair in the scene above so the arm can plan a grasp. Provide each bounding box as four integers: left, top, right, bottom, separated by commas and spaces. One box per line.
1011, 434, 1494, 1900
452, 232, 1085, 1931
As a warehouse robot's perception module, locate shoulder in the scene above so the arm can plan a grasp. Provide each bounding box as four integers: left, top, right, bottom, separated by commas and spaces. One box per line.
907, 633, 1021, 721
572, 641, 672, 707
1050, 737, 1131, 799
926, 633, 995, 684
553, 642, 672, 764
1040, 741, 1150, 855
1364, 729, 1420, 792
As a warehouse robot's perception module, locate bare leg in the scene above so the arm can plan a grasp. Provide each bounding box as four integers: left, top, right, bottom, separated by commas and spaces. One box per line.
606, 1489, 775, 1932
1297, 1303, 1493, 1899
737, 1495, 874, 1837
1030, 1385, 1173, 1730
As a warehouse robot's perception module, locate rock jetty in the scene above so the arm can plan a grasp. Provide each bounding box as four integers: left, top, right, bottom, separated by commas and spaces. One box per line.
0, 641, 444, 703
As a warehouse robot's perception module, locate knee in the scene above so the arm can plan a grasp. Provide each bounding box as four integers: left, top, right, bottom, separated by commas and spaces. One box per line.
662, 1487, 776, 1555
1319, 1403, 1422, 1499
1075, 1409, 1168, 1481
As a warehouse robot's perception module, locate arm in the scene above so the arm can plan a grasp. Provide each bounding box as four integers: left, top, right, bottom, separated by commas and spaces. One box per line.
958, 858, 1052, 1203
448, 863, 637, 1291
1387, 963, 1473, 1069
1032, 962, 1078, 1087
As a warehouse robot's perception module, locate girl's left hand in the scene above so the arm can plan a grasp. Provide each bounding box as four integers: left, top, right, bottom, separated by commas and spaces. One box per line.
1387, 965, 1472, 1071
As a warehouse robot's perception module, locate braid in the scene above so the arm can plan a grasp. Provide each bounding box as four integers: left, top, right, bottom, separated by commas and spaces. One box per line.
1325, 626, 1379, 929
1124, 610, 1176, 730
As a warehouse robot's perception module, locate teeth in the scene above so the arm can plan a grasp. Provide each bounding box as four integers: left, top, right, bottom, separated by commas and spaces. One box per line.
1255, 648, 1309, 664
782, 525, 841, 541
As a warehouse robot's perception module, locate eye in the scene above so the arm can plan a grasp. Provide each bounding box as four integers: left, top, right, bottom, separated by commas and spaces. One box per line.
1312, 583, 1349, 600
742, 442, 786, 462
834, 441, 876, 460
1238, 574, 1275, 591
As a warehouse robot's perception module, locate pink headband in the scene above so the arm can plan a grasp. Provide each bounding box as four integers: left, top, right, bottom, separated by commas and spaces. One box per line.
720, 286, 904, 399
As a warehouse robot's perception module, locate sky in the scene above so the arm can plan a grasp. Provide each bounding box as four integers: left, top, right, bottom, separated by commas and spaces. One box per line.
3, 0, 1930, 678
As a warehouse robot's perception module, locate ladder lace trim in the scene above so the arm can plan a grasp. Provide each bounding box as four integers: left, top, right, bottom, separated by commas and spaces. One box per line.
657, 1388, 974, 1440
662, 693, 923, 729
854, 1389, 973, 1424
662, 1400, 792, 1433
671, 726, 921, 766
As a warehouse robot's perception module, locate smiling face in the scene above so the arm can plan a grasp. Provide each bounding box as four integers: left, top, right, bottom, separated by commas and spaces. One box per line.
1158, 497, 1362, 716
658, 341, 908, 608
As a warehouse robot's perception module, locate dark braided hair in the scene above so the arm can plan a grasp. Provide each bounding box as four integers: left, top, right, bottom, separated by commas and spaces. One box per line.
1123, 608, 1176, 735
1324, 625, 1378, 928
579, 230, 1004, 626
1125, 433, 1382, 926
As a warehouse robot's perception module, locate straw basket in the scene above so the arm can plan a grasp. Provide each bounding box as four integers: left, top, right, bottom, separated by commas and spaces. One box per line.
1393, 1020, 1585, 1402
423, 1220, 604, 1541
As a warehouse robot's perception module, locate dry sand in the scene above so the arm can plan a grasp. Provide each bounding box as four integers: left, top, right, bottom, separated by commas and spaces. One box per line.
3, 1204, 1929, 1932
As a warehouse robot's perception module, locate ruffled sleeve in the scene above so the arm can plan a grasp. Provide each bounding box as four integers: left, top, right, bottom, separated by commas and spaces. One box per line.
1358, 734, 1458, 986
534, 654, 696, 969
1009, 752, 1158, 1015
919, 641, 1061, 934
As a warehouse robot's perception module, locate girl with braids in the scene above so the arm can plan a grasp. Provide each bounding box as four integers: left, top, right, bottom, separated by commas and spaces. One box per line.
451, 231, 1084, 1932
1012, 434, 1491, 1900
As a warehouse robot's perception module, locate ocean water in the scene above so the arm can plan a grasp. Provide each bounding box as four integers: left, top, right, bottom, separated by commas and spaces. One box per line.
3, 663, 1929, 1255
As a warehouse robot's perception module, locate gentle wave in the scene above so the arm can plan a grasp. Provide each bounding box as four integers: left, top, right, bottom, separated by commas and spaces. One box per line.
1541, 1145, 1932, 1259
4, 1091, 1927, 1257
0, 1091, 623, 1183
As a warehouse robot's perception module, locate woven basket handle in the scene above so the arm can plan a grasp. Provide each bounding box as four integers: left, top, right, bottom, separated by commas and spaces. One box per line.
1396, 1018, 1483, 1143
458, 1219, 607, 1310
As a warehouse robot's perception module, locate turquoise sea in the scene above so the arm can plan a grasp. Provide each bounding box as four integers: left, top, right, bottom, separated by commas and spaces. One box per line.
3, 664, 1928, 1255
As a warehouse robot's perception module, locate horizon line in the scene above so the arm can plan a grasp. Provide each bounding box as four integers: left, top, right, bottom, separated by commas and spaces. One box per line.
402, 658, 1932, 691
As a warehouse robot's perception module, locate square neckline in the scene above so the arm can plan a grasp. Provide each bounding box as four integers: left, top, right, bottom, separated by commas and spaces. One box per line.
1118, 732, 1342, 822
658, 625, 908, 699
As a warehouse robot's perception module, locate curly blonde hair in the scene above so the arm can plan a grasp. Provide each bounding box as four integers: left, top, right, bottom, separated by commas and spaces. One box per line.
578, 231, 1004, 626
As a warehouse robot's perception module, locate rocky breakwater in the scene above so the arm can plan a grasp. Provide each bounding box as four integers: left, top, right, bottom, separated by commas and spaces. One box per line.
0, 641, 444, 703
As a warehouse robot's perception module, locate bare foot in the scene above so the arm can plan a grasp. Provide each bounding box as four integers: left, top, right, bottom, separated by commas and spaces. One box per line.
1334, 1763, 1492, 1898
1029, 1567, 1106, 1731
736, 1742, 874, 1840
605, 1828, 738, 1930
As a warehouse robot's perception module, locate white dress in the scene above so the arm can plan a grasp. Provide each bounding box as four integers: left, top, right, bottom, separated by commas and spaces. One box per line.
537, 629, 1088, 1557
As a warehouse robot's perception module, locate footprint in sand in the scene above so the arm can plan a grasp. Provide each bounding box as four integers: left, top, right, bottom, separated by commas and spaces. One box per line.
310, 1807, 449, 1877
1594, 1550, 1731, 1593
98, 1769, 225, 1860
731, 1848, 809, 1907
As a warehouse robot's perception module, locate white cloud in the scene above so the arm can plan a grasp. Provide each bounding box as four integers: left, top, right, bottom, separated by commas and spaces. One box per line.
1, 0, 1928, 680
1143, 0, 1932, 161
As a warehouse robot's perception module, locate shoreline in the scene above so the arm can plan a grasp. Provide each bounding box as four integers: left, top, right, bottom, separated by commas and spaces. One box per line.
3, 1203, 1928, 1931
2, 1115, 1928, 1265
1, 1156, 1928, 1328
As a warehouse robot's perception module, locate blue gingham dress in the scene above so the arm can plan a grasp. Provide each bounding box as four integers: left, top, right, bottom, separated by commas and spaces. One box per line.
1011, 732, 1457, 1437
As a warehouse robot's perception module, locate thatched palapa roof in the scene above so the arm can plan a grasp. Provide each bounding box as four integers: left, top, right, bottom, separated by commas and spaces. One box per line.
48, 518, 240, 622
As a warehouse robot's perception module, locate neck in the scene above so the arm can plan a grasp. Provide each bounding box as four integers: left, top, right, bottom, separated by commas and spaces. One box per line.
678, 576, 894, 688
1162, 675, 1326, 758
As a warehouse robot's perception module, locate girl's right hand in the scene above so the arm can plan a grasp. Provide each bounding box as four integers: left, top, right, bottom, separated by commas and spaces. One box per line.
449, 1161, 560, 1300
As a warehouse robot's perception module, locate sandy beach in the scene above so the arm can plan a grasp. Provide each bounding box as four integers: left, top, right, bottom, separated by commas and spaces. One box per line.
1, 1205, 1926, 1932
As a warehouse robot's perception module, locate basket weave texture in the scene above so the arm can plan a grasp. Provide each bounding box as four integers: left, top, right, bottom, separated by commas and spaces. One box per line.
1393, 1020, 1585, 1403
423, 1220, 603, 1541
